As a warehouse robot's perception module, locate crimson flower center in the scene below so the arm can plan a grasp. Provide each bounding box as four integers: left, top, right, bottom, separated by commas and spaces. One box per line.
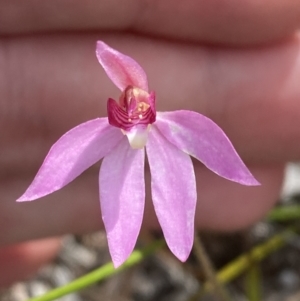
107, 85, 156, 131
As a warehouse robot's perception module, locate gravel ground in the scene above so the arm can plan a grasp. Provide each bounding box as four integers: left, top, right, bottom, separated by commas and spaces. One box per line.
1, 164, 300, 301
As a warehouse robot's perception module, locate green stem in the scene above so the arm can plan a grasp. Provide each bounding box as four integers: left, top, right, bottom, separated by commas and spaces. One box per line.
204, 228, 295, 292
245, 261, 261, 301
27, 239, 165, 301
267, 205, 300, 222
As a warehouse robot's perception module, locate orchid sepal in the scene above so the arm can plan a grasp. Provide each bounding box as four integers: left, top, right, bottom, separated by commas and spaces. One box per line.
156, 110, 260, 186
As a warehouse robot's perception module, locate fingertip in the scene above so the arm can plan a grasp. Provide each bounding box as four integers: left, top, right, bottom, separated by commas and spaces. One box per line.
0, 238, 61, 288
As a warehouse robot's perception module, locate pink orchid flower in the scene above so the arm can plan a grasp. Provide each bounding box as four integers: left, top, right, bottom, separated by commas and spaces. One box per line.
17, 41, 259, 267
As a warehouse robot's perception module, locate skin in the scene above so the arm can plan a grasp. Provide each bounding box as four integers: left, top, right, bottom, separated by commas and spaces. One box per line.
1, 0, 300, 287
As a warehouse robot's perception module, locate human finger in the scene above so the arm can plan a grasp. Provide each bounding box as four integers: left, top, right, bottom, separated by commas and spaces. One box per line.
0, 164, 283, 245
1, 0, 300, 45
0, 238, 61, 287
1, 33, 300, 171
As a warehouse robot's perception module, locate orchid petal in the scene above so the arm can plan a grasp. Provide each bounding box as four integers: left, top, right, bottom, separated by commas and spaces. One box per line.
156, 111, 259, 185
100, 137, 145, 267
17, 118, 123, 202
96, 41, 148, 92
146, 127, 196, 261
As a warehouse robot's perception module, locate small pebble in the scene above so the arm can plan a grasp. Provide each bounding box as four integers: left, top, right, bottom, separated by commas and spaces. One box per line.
28, 281, 51, 298
278, 269, 300, 291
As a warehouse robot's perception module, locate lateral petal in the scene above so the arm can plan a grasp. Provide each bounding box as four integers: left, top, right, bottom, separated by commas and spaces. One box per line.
100, 137, 145, 267
96, 41, 148, 92
146, 126, 196, 262
17, 118, 123, 202
156, 111, 259, 185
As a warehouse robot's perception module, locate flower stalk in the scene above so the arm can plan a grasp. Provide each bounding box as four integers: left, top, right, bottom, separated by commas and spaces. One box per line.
26, 239, 165, 301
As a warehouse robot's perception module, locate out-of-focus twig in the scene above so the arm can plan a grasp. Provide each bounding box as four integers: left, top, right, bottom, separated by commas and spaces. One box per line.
193, 231, 233, 301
